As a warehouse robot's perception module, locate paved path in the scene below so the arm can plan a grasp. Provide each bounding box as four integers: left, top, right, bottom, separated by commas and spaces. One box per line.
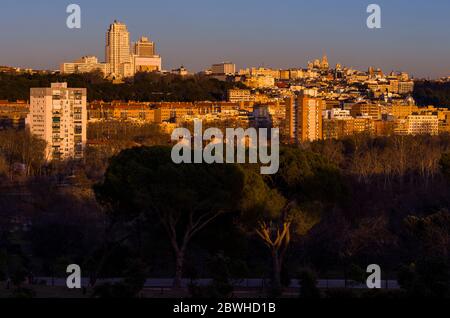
35, 277, 400, 289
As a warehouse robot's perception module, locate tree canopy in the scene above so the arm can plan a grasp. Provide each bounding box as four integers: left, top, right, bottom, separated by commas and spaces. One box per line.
414, 80, 450, 108
0, 71, 247, 102
94, 145, 245, 287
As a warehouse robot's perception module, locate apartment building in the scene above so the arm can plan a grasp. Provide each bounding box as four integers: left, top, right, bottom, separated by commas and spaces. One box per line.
406, 115, 439, 135
350, 102, 381, 120
27, 83, 87, 160
394, 115, 439, 136
296, 89, 325, 142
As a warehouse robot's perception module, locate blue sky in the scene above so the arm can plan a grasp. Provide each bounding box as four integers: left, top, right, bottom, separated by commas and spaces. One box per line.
1, 0, 449, 78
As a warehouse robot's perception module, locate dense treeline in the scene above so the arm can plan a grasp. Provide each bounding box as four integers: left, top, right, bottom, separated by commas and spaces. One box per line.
92, 136, 450, 297
414, 80, 450, 107
0, 71, 246, 102
1, 127, 450, 297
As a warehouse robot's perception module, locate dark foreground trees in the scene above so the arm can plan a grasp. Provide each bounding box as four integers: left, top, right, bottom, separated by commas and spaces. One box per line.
94, 146, 244, 287
0, 129, 46, 178
0, 72, 246, 102
414, 80, 450, 107
239, 147, 346, 294
441, 152, 450, 182
95, 145, 347, 292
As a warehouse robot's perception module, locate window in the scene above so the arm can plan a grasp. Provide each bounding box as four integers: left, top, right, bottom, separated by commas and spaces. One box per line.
74, 91, 83, 100
74, 125, 82, 134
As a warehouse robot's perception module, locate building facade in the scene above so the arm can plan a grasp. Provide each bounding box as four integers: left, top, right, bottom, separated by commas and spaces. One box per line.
106, 21, 132, 77
228, 89, 254, 103
406, 115, 439, 135
28, 83, 87, 160
60, 56, 110, 76
133, 36, 162, 72
211, 62, 236, 75
297, 90, 325, 142
134, 36, 155, 57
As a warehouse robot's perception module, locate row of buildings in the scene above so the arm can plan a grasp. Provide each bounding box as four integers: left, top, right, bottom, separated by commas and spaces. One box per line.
1, 81, 449, 161
61, 21, 162, 79
59, 21, 238, 80
285, 89, 448, 142
3, 49, 450, 161
55, 19, 415, 99
85, 90, 450, 143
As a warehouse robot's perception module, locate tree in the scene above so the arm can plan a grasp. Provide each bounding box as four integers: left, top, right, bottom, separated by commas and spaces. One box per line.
188, 252, 244, 298
297, 268, 321, 298
413, 80, 450, 107
94, 146, 244, 287
0, 72, 248, 102
343, 215, 398, 266
402, 210, 450, 259
0, 129, 46, 177
239, 147, 345, 294
239, 168, 290, 294
398, 258, 450, 297
441, 152, 450, 182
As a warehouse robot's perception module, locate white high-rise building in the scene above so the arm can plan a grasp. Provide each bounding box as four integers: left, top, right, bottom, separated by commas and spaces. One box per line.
27, 83, 87, 160
106, 20, 132, 77
105, 21, 162, 77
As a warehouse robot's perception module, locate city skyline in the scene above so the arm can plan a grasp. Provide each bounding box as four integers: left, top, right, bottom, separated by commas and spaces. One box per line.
1, 0, 450, 78
2, 1, 450, 304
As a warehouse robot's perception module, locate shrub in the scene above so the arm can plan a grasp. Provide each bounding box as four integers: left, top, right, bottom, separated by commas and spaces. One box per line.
11, 287, 36, 299
298, 269, 322, 299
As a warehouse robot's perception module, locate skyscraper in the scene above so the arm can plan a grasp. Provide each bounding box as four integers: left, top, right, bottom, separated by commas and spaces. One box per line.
134, 36, 155, 57
133, 36, 162, 73
296, 89, 325, 142
105, 21, 162, 76
284, 96, 296, 142
28, 83, 87, 160
106, 20, 132, 77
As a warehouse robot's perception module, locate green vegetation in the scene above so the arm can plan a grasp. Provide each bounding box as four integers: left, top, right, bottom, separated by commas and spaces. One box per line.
414, 80, 450, 107
0, 71, 247, 102
95, 146, 245, 288
239, 147, 345, 295
1, 127, 450, 298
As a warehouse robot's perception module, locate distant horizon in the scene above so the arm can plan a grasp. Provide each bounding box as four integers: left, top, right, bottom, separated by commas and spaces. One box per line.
0, 60, 443, 81
1, 0, 450, 78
